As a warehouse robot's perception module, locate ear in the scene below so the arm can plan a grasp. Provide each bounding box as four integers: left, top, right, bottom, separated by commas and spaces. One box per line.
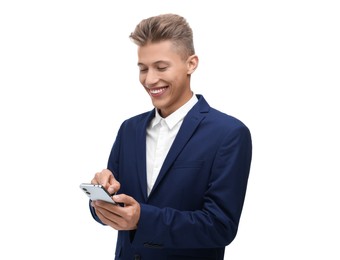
186, 55, 199, 75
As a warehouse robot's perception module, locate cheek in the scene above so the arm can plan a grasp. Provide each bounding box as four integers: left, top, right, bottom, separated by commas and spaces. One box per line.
171, 71, 186, 86
139, 74, 145, 84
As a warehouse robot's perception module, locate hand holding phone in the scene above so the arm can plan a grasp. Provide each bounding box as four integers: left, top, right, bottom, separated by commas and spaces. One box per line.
80, 183, 116, 204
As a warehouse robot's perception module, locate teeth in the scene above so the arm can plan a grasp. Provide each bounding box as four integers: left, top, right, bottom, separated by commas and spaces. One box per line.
150, 88, 166, 94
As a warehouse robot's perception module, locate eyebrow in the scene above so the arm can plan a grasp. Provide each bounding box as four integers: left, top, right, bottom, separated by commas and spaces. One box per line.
137, 60, 170, 66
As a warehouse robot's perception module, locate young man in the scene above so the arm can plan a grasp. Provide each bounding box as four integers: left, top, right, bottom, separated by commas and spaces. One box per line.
89, 13, 252, 260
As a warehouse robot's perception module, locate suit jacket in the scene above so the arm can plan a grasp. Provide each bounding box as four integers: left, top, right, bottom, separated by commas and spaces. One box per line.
90, 95, 252, 260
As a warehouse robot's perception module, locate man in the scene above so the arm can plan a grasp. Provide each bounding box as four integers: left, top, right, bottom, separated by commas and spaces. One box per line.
89, 13, 252, 260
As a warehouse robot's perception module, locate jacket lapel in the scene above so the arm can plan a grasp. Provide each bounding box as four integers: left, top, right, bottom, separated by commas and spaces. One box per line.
136, 110, 155, 202
148, 95, 209, 197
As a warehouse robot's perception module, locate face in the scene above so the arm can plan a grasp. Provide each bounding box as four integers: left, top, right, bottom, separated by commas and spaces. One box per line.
137, 40, 198, 118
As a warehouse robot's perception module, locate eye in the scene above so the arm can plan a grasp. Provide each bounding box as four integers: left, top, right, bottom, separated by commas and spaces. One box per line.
139, 68, 148, 73
157, 67, 167, 71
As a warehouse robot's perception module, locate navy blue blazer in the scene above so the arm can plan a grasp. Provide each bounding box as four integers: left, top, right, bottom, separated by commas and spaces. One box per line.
90, 95, 252, 260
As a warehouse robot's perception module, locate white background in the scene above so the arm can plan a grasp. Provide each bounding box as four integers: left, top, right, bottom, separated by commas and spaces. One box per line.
1, 0, 339, 259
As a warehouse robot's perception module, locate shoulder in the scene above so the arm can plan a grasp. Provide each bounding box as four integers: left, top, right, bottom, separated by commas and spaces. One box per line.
210, 107, 248, 129
119, 109, 154, 129
195, 94, 250, 132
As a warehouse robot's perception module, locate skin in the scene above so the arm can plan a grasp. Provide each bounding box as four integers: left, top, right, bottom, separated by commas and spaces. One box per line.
138, 40, 198, 117
91, 40, 199, 231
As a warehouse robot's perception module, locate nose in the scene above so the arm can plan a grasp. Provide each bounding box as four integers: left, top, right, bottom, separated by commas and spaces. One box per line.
144, 69, 159, 86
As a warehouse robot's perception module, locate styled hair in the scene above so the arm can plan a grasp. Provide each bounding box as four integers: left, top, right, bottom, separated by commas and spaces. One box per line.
129, 13, 195, 60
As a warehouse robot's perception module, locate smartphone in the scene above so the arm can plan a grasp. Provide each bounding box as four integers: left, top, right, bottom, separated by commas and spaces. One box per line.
79, 183, 116, 204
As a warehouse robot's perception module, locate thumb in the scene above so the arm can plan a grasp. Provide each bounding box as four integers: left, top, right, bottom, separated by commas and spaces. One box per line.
112, 194, 134, 205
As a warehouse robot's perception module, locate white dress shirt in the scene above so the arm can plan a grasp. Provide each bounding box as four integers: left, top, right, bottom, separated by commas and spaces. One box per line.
146, 94, 198, 196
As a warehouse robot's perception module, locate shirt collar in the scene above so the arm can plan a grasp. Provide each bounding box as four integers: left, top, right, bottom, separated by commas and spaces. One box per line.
151, 93, 198, 130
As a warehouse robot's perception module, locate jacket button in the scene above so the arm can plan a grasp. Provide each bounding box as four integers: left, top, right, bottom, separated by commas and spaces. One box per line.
134, 254, 141, 260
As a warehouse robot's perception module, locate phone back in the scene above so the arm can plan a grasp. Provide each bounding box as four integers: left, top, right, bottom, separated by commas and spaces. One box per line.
79, 183, 116, 204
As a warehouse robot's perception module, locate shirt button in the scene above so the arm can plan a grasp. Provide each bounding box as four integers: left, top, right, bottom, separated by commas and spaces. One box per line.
134, 254, 141, 260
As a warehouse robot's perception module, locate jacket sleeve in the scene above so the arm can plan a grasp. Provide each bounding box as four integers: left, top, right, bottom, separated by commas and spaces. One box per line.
88, 125, 123, 225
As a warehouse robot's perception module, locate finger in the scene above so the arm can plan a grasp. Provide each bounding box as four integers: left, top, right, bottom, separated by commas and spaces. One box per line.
94, 206, 121, 229
90, 173, 100, 185
108, 175, 120, 194
99, 169, 112, 187
91, 170, 105, 185
91, 169, 112, 186
112, 194, 134, 205
92, 200, 122, 217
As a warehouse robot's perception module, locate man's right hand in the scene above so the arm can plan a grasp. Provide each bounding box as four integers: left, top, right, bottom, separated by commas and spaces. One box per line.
91, 169, 120, 195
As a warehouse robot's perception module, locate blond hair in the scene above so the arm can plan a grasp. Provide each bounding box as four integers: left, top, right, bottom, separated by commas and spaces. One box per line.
129, 13, 195, 60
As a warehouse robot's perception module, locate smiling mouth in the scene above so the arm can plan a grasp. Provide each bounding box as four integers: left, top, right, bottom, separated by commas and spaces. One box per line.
149, 87, 168, 96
